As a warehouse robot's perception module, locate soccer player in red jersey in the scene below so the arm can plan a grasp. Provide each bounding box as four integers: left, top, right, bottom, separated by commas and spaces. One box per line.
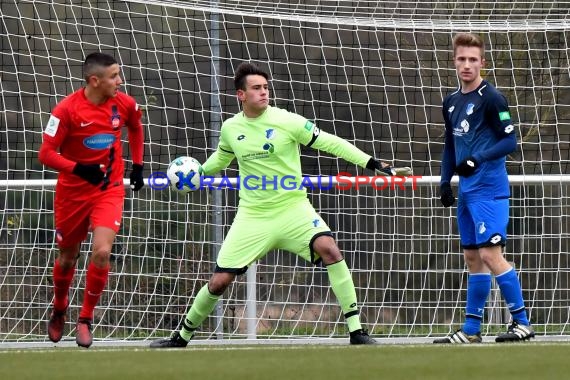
38, 52, 145, 348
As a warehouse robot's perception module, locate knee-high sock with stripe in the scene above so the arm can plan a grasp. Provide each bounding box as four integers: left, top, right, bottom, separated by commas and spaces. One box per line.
496, 267, 529, 325
326, 260, 362, 332
179, 285, 220, 341
462, 273, 492, 335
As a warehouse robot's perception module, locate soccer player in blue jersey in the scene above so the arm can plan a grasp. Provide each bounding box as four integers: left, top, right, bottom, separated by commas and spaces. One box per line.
433, 33, 534, 343
150, 62, 395, 347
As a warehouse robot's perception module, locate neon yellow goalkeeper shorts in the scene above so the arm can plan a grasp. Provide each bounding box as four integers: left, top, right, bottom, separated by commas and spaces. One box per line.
215, 198, 332, 273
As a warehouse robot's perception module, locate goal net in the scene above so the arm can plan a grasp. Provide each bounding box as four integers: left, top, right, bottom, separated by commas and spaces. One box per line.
1, 0, 569, 344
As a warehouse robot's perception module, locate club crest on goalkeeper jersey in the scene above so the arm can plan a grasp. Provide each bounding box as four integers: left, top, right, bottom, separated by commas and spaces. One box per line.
442, 80, 515, 200
42, 88, 143, 193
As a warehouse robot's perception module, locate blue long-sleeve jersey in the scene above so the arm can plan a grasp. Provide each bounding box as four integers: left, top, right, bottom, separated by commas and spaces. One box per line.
440, 80, 517, 202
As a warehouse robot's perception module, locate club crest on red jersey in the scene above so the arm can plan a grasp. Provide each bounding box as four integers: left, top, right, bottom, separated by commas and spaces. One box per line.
111, 105, 121, 129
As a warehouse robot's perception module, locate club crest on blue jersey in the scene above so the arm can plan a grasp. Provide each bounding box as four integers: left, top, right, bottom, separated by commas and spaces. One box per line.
477, 222, 486, 234
265, 129, 275, 139
466, 103, 475, 115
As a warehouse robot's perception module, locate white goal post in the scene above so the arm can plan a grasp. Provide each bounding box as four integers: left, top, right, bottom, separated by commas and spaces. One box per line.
1, 0, 569, 345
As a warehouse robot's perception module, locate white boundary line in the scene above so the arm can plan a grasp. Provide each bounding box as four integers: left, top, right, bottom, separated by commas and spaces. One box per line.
1, 335, 569, 350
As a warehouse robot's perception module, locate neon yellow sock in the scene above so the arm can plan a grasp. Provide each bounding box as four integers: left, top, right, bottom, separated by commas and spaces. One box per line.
326, 260, 362, 332
179, 285, 219, 341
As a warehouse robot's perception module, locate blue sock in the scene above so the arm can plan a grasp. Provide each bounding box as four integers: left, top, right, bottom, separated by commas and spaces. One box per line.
462, 273, 492, 335
496, 267, 529, 325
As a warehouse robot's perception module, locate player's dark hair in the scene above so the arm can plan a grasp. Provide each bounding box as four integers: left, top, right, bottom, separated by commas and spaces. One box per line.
234, 62, 269, 91
453, 33, 485, 58
83, 52, 118, 82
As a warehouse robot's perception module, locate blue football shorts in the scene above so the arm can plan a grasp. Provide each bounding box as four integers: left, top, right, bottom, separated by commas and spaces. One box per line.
457, 198, 509, 249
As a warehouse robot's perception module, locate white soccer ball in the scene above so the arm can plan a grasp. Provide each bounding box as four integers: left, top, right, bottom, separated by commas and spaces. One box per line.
166, 156, 203, 193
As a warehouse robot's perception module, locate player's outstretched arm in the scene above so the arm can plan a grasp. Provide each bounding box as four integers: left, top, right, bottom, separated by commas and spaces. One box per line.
302, 127, 411, 176
365, 157, 395, 176
200, 148, 235, 176
366, 158, 413, 176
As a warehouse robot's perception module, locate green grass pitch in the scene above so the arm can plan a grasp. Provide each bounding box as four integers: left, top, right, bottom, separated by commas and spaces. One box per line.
1, 343, 569, 380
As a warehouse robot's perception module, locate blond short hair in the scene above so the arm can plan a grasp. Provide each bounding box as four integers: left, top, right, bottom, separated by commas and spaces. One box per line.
452, 33, 485, 58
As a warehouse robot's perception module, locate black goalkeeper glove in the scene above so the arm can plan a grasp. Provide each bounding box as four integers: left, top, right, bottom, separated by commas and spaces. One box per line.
366, 157, 395, 176
72, 163, 105, 185
455, 157, 478, 177
439, 182, 455, 208
129, 164, 144, 191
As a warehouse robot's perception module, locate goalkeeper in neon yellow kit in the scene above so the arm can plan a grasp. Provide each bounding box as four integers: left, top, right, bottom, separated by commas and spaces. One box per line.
150, 62, 395, 347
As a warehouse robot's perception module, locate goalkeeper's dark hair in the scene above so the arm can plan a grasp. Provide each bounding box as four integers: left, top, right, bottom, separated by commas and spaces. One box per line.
452, 33, 485, 58
234, 62, 269, 91
83, 52, 118, 82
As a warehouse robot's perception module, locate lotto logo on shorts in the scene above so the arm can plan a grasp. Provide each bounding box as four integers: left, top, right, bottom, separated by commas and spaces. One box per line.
490, 235, 502, 244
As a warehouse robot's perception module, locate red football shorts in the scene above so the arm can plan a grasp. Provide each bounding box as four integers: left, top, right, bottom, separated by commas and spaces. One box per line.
54, 187, 124, 248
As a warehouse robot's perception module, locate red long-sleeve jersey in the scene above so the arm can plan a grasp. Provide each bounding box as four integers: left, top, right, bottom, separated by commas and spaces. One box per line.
39, 88, 144, 197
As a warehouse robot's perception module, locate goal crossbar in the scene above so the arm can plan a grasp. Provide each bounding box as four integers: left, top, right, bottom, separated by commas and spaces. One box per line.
2, 175, 570, 189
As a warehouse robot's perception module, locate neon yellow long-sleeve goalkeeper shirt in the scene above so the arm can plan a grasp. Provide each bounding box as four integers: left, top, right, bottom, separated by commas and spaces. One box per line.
201, 105, 371, 209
